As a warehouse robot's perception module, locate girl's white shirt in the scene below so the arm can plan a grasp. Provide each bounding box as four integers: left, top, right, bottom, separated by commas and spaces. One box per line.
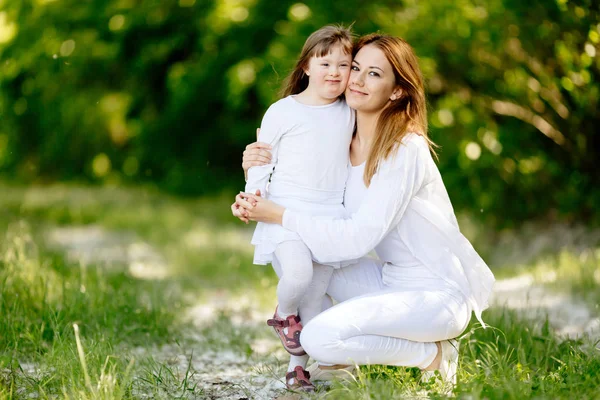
245, 95, 354, 204
245, 95, 355, 266
282, 133, 495, 326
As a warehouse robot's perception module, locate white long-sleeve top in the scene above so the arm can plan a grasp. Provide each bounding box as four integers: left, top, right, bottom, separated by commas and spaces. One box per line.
245, 96, 354, 204
282, 133, 495, 326
245, 95, 355, 266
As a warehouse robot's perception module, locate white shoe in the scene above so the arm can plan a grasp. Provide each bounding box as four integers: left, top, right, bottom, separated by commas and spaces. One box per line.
421, 339, 459, 387
306, 363, 356, 382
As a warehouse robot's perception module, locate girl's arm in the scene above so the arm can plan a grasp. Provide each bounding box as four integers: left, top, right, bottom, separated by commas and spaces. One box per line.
241, 136, 427, 262
234, 132, 272, 223
244, 108, 283, 196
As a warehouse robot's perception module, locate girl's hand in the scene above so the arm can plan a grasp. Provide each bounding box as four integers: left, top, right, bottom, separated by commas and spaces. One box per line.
231, 200, 249, 224
236, 193, 285, 225
231, 190, 260, 224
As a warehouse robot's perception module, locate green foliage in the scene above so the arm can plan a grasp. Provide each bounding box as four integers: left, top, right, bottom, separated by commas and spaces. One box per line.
0, 0, 599, 226
378, 0, 600, 227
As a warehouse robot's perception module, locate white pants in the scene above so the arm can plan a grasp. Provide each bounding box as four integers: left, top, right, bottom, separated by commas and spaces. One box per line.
300, 257, 471, 369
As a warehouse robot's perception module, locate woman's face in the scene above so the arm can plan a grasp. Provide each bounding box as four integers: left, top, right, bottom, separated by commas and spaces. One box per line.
345, 44, 399, 113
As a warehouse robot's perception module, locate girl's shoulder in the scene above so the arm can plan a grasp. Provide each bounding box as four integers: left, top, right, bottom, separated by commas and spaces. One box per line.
264, 96, 351, 122
263, 96, 296, 120
340, 97, 355, 114
267, 96, 295, 111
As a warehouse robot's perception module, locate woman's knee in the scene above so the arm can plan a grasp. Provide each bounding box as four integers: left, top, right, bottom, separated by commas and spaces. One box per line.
301, 319, 335, 361
446, 307, 471, 339
440, 294, 471, 339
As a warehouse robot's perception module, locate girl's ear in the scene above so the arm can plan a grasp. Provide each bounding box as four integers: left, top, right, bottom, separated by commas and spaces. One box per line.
303, 60, 311, 77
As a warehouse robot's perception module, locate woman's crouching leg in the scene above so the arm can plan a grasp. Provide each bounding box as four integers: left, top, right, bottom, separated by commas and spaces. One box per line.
301, 316, 436, 368
299, 288, 468, 368
300, 316, 344, 365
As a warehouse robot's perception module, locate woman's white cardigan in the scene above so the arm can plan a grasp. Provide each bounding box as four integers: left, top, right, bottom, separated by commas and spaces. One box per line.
282, 133, 495, 326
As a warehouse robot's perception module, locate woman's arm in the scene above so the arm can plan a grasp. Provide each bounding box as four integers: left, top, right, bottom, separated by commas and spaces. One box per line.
243, 142, 272, 181
235, 130, 272, 223
242, 136, 428, 262
242, 128, 272, 181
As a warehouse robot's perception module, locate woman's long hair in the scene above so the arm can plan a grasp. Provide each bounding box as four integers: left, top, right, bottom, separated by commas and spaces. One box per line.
357, 34, 437, 186
280, 25, 354, 98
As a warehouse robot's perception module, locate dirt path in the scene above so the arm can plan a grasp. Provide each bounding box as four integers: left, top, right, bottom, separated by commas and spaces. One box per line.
44, 225, 600, 399
490, 274, 599, 338
46, 225, 289, 399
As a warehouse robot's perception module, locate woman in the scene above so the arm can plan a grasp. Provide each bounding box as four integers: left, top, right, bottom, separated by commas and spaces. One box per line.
233, 33, 495, 387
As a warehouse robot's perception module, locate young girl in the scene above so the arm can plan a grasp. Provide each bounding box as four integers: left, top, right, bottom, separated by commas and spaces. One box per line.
243, 25, 355, 391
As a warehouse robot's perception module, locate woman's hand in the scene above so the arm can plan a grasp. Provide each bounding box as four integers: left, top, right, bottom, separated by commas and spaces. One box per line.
232, 192, 285, 225
242, 129, 272, 180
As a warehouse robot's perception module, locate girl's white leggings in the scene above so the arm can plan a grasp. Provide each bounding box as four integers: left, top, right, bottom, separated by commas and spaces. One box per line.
272, 243, 334, 373
273, 240, 333, 321
300, 257, 471, 369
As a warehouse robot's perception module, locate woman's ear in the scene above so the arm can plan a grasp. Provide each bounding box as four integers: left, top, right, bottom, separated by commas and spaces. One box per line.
390, 88, 402, 101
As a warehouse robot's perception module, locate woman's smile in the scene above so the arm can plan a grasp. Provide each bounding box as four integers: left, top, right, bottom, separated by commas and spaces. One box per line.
348, 87, 368, 96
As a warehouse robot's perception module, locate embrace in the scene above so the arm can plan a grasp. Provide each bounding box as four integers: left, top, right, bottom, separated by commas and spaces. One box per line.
231, 25, 495, 392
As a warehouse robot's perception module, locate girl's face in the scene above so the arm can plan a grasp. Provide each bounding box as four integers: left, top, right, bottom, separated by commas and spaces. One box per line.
345, 44, 400, 113
305, 44, 352, 101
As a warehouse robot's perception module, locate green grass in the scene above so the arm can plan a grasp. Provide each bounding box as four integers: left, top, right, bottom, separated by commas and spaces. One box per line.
324, 310, 600, 399
0, 182, 276, 296
1, 182, 599, 399
0, 223, 182, 398
0, 183, 264, 398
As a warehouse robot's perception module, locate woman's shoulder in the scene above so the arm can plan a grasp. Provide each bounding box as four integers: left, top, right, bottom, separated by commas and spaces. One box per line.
378, 133, 429, 172
401, 131, 428, 147
395, 132, 429, 157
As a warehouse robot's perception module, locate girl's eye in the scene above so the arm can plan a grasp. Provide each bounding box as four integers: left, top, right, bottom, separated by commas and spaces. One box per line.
321, 63, 329, 67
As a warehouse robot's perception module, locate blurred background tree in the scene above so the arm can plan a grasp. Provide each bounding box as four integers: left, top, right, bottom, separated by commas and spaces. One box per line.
0, 0, 598, 227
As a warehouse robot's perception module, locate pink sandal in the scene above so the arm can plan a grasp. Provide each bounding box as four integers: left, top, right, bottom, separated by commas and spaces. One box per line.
266, 307, 305, 356
285, 366, 314, 392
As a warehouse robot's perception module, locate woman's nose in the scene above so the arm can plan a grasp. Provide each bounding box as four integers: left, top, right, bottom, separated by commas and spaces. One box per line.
352, 72, 365, 86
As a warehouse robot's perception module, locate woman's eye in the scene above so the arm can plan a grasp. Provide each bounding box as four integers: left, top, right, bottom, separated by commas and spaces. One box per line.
369, 71, 380, 77
351, 66, 359, 71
